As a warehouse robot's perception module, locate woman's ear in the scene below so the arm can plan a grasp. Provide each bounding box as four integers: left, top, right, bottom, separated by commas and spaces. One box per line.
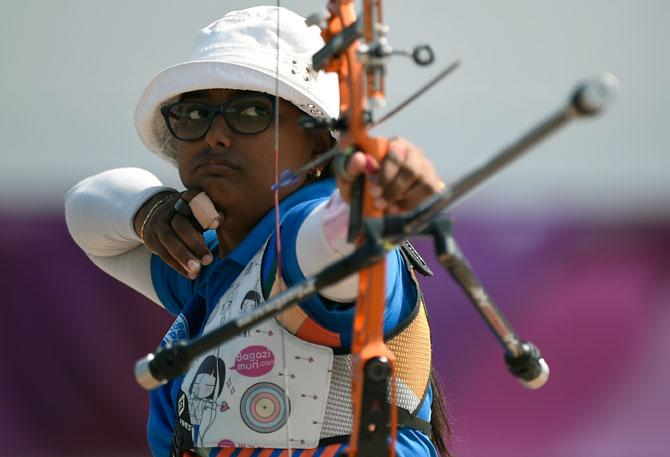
312, 130, 335, 157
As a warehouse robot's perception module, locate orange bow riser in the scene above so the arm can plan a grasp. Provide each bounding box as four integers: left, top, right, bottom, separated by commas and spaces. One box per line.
318, 2, 397, 456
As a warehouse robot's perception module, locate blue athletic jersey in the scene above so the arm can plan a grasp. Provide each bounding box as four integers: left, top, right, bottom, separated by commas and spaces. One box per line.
148, 178, 437, 457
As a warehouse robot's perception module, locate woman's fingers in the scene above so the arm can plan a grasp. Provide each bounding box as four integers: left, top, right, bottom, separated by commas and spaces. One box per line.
156, 224, 204, 279
390, 169, 443, 213
143, 230, 190, 278
376, 144, 423, 204
334, 137, 444, 212
374, 140, 408, 192
171, 214, 213, 264
375, 138, 443, 211
140, 190, 214, 278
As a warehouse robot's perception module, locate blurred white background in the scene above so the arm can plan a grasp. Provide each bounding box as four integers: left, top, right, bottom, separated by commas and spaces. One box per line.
1, 0, 667, 218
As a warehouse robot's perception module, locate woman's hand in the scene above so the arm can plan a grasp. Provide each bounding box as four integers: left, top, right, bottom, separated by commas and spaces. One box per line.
133, 189, 214, 279
336, 137, 445, 214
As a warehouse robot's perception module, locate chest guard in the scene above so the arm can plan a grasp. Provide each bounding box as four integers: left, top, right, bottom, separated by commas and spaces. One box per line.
175, 246, 333, 449
171, 242, 432, 451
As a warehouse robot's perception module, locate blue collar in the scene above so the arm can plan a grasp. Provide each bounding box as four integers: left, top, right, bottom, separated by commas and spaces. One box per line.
223, 178, 336, 266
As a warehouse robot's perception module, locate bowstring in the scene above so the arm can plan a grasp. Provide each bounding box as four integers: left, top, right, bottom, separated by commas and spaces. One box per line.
273, 5, 282, 292
273, 3, 294, 456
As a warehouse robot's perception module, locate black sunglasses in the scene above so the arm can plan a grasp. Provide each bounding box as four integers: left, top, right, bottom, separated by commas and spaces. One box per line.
160, 93, 276, 141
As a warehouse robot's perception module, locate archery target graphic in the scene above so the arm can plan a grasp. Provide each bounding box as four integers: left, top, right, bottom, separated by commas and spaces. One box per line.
240, 382, 290, 433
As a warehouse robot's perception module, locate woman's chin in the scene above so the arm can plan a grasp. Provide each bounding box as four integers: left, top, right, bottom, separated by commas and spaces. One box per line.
191, 179, 233, 202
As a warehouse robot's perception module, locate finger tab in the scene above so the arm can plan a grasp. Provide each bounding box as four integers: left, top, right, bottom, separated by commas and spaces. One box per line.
189, 192, 220, 230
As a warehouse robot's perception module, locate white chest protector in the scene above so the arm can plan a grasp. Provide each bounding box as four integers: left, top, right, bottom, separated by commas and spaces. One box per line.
171, 242, 432, 452
176, 245, 334, 449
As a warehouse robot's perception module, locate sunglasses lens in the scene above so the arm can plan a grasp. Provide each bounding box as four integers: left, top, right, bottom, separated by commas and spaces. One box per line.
166, 103, 213, 140
226, 96, 274, 134
163, 95, 274, 140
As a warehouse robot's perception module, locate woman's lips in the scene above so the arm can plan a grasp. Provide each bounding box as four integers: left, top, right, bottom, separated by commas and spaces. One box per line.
196, 158, 240, 175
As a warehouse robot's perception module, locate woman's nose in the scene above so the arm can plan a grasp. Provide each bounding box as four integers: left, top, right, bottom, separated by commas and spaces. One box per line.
205, 114, 233, 149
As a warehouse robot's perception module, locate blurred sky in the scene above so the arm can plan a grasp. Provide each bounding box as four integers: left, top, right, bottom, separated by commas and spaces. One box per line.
0, 0, 668, 218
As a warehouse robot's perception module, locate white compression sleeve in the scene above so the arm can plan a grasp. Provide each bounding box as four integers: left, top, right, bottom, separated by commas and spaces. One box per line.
87, 248, 160, 305
64, 167, 175, 304
296, 191, 358, 302
65, 167, 174, 257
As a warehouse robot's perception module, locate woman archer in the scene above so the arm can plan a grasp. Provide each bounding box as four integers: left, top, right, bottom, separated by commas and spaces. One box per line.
65, 6, 451, 457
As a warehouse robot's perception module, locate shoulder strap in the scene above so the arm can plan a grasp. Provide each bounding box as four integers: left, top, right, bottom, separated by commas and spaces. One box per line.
397, 407, 433, 436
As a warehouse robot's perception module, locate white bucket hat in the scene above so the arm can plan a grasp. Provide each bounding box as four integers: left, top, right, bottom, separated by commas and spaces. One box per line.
134, 6, 340, 164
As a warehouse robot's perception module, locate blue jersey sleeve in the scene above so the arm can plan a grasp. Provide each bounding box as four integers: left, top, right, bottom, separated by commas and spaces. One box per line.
263, 199, 418, 348
151, 230, 220, 316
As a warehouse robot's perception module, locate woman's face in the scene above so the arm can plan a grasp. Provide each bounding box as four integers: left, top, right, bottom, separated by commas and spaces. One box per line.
175, 89, 319, 248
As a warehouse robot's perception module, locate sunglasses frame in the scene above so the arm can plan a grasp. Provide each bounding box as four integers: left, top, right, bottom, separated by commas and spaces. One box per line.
160, 93, 277, 141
